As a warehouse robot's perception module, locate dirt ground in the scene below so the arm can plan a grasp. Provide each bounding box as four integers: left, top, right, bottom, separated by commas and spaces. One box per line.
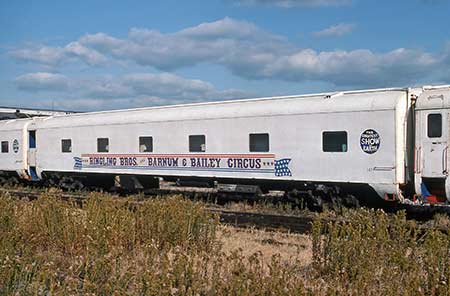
217, 226, 312, 268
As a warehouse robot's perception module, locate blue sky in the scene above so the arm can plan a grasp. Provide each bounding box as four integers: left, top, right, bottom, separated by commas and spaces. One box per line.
1, 0, 449, 111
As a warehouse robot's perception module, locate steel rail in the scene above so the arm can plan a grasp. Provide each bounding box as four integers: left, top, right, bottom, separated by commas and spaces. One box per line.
0, 187, 448, 235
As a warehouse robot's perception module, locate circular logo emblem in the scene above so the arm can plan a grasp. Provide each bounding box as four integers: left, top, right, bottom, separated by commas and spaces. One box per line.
360, 129, 380, 154
13, 139, 19, 153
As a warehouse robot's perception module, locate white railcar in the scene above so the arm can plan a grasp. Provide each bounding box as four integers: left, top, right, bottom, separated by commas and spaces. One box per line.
0, 118, 33, 180
1, 85, 450, 206
414, 87, 450, 201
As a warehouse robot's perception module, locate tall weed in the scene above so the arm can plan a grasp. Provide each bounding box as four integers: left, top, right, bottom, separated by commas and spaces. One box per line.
1, 190, 449, 295
312, 209, 450, 295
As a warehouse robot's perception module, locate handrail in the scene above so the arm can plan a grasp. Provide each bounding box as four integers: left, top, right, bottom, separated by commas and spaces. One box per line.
443, 145, 449, 175
416, 146, 422, 174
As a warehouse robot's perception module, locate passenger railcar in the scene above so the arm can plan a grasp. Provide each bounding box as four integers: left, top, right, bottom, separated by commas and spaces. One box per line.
1, 85, 450, 207
0, 118, 33, 181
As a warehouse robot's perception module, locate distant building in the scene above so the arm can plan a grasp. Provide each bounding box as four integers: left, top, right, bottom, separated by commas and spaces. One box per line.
0, 106, 77, 120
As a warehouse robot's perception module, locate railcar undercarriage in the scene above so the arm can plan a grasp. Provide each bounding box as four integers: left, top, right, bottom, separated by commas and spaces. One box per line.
1, 170, 449, 218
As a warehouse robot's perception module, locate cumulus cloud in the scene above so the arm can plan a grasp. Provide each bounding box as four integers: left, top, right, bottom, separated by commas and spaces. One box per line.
64, 42, 108, 65
78, 17, 287, 71
262, 48, 439, 86
10, 18, 450, 88
81, 72, 247, 101
122, 73, 216, 99
230, 0, 351, 7
12, 46, 67, 67
15, 72, 249, 110
11, 42, 107, 67
313, 23, 355, 37
77, 73, 216, 100
15, 72, 70, 92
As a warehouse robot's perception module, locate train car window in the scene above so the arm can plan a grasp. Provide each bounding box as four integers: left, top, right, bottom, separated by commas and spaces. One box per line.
139, 136, 153, 152
61, 139, 72, 153
322, 131, 348, 152
97, 138, 109, 152
427, 113, 442, 138
249, 133, 269, 152
29, 131, 36, 149
189, 135, 206, 152
1, 141, 8, 153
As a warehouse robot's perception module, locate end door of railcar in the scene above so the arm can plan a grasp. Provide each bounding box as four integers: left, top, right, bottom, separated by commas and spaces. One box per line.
415, 88, 450, 202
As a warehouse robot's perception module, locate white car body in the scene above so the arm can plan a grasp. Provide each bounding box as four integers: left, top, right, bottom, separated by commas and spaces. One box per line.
1, 85, 450, 203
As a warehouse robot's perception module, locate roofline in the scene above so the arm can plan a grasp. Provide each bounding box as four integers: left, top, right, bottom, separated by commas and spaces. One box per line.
0, 106, 79, 113
421, 84, 450, 90
48, 85, 413, 120
4, 85, 450, 120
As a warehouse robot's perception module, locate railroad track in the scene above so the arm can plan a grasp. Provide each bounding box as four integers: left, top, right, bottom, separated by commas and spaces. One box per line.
210, 208, 314, 233
1, 187, 448, 235
0, 187, 316, 234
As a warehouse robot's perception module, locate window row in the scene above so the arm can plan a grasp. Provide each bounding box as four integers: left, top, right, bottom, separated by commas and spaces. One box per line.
60, 132, 352, 153
60, 134, 271, 153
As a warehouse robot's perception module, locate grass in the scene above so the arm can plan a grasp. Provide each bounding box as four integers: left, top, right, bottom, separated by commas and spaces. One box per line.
0, 189, 449, 295
312, 209, 450, 295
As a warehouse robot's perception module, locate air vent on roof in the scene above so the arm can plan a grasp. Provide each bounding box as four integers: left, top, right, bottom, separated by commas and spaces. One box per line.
324, 92, 344, 99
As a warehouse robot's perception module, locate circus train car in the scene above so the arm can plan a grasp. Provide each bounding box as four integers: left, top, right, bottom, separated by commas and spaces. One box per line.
1, 85, 450, 209
0, 118, 35, 183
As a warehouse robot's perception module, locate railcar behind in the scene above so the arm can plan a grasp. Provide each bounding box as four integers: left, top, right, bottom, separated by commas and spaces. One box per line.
0, 118, 33, 181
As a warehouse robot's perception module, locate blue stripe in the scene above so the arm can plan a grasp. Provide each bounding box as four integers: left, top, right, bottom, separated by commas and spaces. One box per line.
83, 165, 274, 173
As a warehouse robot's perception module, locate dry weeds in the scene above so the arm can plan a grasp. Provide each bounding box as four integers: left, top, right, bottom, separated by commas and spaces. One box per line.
218, 226, 312, 269
0, 190, 449, 295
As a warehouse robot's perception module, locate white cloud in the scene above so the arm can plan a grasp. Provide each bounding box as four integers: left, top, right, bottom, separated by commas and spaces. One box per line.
64, 42, 108, 66
313, 23, 355, 37
10, 18, 450, 88
14, 72, 250, 111
78, 17, 286, 70
11, 42, 107, 67
262, 48, 438, 86
231, 0, 351, 7
15, 72, 70, 91
12, 46, 67, 67
123, 73, 216, 99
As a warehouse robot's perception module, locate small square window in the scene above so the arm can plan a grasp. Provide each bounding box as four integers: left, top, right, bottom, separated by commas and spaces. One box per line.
427, 113, 442, 138
1, 141, 8, 153
97, 138, 109, 152
249, 133, 269, 152
323, 131, 348, 152
139, 136, 153, 152
61, 139, 72, 153
29, 131, 36, 149
189, 135, 205, 152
